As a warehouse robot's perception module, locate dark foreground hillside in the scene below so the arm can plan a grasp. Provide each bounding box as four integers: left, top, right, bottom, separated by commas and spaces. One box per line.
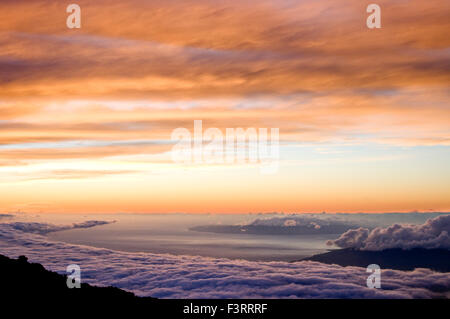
0, 254, 156, 306
301, 248, 450, 272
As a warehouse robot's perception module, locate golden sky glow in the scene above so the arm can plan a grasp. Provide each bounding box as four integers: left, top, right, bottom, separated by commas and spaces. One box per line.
0, 0, 449, 213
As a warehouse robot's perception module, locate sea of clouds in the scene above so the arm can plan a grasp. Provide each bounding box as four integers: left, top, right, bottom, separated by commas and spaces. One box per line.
327, 214, 450, 251
0, 220, 449, 298
6, 220, 115, 235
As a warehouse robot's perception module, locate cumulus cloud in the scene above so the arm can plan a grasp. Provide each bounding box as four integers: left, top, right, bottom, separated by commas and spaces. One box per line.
250, 215, 354, 228
192, 214, 357, 235
327, 215, 450, 251
0, 221, 449, 298
5, 220, 114, 235
283, 219, 297, 227
193, 213, 450, 236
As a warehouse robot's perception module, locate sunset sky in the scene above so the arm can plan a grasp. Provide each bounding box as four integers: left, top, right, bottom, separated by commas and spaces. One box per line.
0, 0, 449, 213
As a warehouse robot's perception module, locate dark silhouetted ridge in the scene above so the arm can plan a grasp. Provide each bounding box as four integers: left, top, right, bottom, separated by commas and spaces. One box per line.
0, 254, 156, 306
300, 248, 450, 272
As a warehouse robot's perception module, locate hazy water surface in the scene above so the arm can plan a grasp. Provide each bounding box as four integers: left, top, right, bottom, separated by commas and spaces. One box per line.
6, 212, 446, 261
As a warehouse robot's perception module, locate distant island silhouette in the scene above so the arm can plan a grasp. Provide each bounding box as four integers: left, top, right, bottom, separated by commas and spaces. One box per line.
190, 224, 353, 235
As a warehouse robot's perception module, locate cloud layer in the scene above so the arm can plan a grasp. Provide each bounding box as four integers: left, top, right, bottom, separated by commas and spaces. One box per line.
0, 221, 449, 298
327, 214, 450, 251
6, 220, 114, 235
250, 214, 355, 228
0, 0, 449, 154
0, 0, 449, 214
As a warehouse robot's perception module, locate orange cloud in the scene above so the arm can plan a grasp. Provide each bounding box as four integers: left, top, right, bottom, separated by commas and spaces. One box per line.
0, 0, 448, 99
0, 0, 449, 213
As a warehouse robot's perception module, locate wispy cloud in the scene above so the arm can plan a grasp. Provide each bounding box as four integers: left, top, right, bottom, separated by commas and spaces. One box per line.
0, 0, 448, 212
